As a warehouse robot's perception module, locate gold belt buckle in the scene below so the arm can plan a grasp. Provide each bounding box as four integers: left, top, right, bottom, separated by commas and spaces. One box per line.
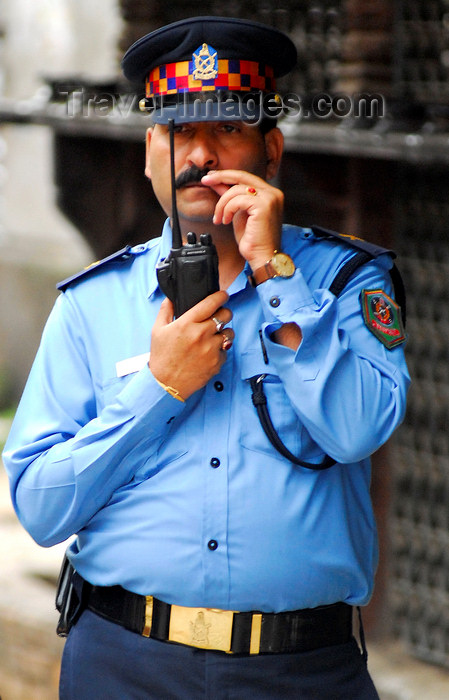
169, 605, 235, 653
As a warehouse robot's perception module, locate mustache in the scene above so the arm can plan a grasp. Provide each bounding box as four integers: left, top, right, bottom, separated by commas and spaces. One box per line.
175, 165, 211, 189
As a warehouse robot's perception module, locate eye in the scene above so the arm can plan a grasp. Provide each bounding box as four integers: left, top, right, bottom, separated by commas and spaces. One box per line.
216, 122, 240, 134
173, 123, 191, 134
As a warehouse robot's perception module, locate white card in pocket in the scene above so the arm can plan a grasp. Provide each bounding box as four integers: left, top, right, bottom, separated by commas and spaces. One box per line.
116, 352, 150, 378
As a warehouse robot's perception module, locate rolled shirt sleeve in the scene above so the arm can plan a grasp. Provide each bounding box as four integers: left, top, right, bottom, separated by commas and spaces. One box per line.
255, 253, 409, 464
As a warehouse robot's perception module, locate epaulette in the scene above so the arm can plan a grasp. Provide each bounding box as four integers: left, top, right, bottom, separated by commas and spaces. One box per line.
57, 246, 135, 292
311, 225, 395, 259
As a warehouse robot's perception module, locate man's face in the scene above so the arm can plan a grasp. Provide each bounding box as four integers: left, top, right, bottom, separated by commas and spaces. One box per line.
145, 120, 279, 225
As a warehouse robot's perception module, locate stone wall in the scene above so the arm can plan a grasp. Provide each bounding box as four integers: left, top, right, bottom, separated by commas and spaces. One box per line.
0, 1, 123, 405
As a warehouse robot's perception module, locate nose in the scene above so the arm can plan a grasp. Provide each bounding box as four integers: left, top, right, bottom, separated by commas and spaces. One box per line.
186, 128, 218, 170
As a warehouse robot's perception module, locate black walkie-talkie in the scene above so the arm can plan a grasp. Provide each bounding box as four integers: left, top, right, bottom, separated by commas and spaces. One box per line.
156, 119, 219, 317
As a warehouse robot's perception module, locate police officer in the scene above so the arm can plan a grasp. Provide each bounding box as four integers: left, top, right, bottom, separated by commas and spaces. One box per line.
3, 16, 409, 699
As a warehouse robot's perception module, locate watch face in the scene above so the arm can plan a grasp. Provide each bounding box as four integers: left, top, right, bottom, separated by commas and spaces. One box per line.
272, 252, 295, 277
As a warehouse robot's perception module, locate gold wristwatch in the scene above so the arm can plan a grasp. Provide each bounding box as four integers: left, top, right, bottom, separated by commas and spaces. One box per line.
249, 251, 296, 287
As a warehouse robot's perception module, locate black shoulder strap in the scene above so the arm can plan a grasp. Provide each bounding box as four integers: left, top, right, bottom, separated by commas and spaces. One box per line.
329, 250, 373, 298
57, 246, 134, 292
311, 225, 396, 259
315, 225, 406, 327
389, 262, 407, 327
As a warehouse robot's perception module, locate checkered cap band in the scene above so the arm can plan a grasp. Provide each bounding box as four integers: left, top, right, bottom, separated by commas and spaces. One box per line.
146, 59, 276, 97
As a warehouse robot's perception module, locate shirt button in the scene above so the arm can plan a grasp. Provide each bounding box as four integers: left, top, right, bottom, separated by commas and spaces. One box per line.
270, 296, 281, 308
208, 540, 218, 551
210, 458, 221, 468
214, 381, 224, 392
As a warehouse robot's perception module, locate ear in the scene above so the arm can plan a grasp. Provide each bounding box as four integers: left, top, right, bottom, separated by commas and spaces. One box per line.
145, 127, 153, 180
264, 127, 284, 181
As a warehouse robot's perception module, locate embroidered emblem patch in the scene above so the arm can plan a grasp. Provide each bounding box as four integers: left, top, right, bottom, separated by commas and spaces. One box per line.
192, 43, 218, 81
360, 289, 406, 349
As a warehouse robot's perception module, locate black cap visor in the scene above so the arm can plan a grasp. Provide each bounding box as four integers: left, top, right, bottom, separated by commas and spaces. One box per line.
146, 91, 283, 125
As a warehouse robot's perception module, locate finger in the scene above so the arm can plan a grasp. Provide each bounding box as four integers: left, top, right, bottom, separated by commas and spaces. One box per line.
220, 328, 235, 351
213, 183, 260, 211
212, 180, 272, 226
202, 181, 231, 198
202, 170, 266, 188
217, 192, 261, 226
181, 290, 230, 323
199, 170, 233, 198
153, 297, 175, 329
203, 177, 263, 222
210, 307, 233, 333
212, 328, 235, 351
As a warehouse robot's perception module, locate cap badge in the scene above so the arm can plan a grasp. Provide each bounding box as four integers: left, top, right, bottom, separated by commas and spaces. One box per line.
192, 43, 218, 81
360, 289, 406, 350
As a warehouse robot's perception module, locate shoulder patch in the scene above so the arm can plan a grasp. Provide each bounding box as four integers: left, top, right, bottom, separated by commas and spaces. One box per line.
360, 289, 406, 349
57, 246, 135, 292
311, 225, 395, 259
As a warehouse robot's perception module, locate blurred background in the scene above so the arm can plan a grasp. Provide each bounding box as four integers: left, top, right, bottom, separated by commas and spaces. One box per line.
1, 1, 449, 698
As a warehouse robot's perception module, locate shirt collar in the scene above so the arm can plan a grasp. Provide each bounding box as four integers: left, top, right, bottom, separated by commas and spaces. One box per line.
147, 218, 175, 298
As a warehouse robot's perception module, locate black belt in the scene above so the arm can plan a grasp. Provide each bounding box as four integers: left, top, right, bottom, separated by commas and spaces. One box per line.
85, 582, 352, 655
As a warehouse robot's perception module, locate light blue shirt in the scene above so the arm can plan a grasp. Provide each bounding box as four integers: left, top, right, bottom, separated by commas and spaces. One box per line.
3, 221, 409, 612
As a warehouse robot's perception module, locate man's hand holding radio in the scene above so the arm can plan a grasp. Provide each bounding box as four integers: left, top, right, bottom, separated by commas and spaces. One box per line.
149, 290, 234, 401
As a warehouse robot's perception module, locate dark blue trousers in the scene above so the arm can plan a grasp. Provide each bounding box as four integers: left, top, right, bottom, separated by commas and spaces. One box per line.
59, 609, 380, 699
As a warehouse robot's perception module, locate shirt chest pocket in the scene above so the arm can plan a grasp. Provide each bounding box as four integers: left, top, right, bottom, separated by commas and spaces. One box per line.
239, 350, 306, 460
100, 374, 133, 408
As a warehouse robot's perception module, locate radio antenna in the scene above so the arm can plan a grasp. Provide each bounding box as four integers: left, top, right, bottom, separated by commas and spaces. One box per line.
168, 118, 183, 249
